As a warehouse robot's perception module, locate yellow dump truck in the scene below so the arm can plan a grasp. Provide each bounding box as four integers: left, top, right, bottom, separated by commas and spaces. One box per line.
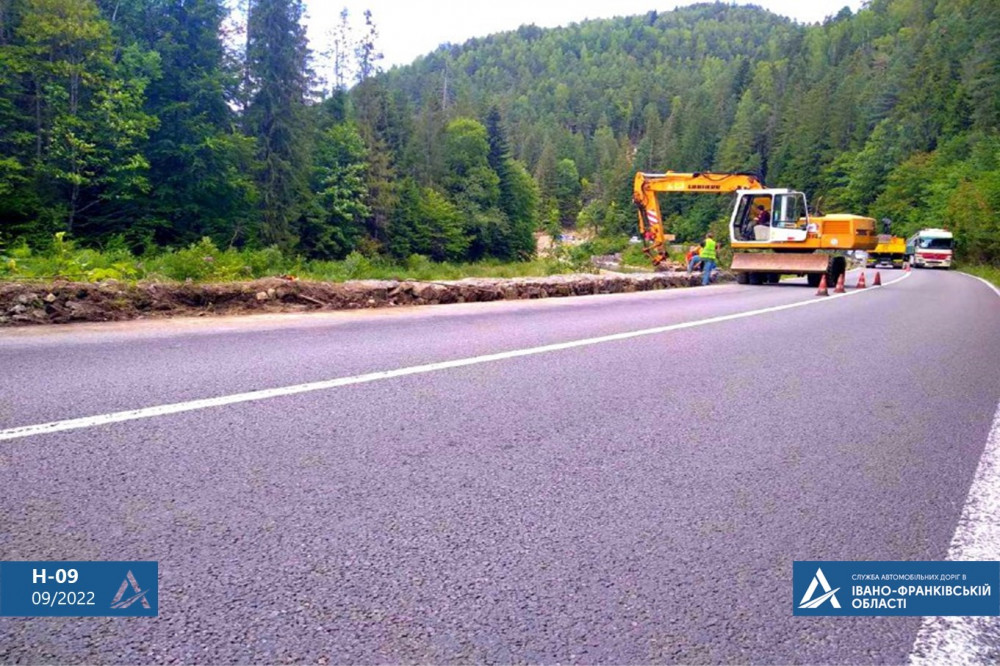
633, 171, 879, 286
866, 235, 906, 269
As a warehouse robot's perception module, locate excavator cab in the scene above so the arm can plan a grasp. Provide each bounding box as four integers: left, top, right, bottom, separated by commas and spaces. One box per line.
730, 189, 810, 245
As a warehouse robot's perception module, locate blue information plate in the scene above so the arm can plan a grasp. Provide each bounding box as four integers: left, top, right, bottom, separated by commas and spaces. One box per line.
793, 561, 999, 616
0, 561, 158, 617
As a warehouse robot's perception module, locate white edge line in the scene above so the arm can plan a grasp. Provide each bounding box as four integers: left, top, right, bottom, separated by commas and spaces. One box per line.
961, 271, 1000, 299
0, 272, 911, 443
910, 272, 1000, 665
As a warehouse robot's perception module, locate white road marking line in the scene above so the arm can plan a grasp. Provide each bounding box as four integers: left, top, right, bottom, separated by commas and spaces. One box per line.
909, 403, 1000, 665
910, 273, 1000, 666
962, 271, 1000, 299
0, 272, 910, 442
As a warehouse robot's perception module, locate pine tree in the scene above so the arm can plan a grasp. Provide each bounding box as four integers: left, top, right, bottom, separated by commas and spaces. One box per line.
245, 0, 312, 250
4, 0, 156, 239
486, 106, 536, 258
554, 158, 581, 228
351, 9, 396, 250
302, 98, 370, 259
123, 0, 256, 248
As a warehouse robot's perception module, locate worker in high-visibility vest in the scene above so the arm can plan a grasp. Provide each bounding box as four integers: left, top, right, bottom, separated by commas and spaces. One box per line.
699, 232, 717, 286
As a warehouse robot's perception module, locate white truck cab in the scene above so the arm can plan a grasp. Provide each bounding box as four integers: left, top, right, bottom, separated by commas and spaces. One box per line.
905, 228, 954, 268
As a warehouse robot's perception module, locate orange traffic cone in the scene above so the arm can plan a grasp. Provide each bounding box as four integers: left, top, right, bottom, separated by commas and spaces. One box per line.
816, 274, 829, 296
834, 273, 846, 293
873, 271, 882, 286
856, 272, 867, 289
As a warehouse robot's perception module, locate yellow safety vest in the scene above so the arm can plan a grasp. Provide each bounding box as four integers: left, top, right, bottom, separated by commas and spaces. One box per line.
701, 238, 717, 261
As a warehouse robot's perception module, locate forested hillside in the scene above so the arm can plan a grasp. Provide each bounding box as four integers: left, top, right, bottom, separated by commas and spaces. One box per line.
1, 0, 998, 269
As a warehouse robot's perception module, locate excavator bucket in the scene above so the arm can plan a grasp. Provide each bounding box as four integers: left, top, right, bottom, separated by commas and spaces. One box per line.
730, 252, 831, 275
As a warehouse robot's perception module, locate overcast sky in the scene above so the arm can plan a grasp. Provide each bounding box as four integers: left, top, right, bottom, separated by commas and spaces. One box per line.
304, 0, 867, 72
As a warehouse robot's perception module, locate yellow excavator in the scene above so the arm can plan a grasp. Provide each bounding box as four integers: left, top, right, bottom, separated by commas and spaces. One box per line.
633, 171, 879, 286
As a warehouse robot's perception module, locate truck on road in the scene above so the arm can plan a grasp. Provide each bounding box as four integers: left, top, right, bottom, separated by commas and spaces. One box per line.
866, 235, 907, 269
905, 228, 954, 269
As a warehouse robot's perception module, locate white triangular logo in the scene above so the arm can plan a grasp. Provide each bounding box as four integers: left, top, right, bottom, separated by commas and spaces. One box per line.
799, 567, 842, 609
110, 570, 151, 609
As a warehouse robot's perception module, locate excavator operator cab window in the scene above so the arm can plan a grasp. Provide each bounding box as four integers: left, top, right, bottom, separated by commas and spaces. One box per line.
772, 193, 806, 229
734, 194, 773, 242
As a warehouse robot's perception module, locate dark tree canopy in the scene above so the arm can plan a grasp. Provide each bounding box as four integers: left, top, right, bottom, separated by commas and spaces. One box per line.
0, 0, 997, 266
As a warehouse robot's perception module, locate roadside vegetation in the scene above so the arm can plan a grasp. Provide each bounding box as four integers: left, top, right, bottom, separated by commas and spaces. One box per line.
3, 1, 999, 274
961, 264, 1000, 289
0, 233, 595, 284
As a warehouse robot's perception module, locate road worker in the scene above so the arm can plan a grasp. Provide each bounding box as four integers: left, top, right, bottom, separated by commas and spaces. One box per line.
699, 232, 717, 286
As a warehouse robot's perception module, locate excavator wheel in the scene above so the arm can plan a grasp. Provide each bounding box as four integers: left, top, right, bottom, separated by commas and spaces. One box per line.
826, 255, 846, 288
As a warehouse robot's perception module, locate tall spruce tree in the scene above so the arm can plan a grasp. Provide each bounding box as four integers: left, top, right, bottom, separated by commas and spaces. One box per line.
244, 0, 311, 250
101, 0, 256, 248
0, 0, 34, 236
486, 106, 536, 258
351, 10, 396, 250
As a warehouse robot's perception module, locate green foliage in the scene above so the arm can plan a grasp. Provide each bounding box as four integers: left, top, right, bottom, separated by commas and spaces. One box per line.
388, 179, 470, 262
578, 236, 629, 257
620, 242, 649, 267
708, 217, 734, 268
0, 233, 578, 283
2, 0, 1000, 269
245, 0, 312, 250
2, 232, 140, 280
0, 0, 157, 239
146, 237, 242, 281
961, 264, 1000, 286
131, 0, 256, 248
554, 159, 582, 228
132, 238, 288, 282
304, 119, 371, 259
504, 159, 540, 258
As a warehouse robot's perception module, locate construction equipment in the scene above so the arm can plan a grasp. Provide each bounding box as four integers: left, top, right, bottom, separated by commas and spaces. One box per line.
905, 228, 954, 269
633, 171, 879, 286
633, 171, 765, 265
866, 236, 907, 269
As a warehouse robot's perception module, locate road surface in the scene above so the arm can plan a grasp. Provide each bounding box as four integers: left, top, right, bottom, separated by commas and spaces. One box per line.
1, 268, 999, 664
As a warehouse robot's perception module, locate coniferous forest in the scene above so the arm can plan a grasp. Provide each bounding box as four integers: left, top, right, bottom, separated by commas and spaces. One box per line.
1, 0, 998, 272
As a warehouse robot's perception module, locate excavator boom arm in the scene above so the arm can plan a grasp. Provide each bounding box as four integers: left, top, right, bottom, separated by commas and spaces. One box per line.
633, 171, 765, 265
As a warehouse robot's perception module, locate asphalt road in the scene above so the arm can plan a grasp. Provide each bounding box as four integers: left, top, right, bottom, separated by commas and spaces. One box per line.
1, 268, 999, 664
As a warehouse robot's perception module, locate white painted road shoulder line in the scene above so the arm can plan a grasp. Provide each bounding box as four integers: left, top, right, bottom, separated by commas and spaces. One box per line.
962, 271, 1000, 299
910, 274, 1000, 666
909, 402, 1000, 665
0, 272, 909, 442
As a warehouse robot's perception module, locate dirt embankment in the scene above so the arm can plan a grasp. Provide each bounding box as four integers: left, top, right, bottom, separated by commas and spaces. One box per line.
0, 271, 732, 326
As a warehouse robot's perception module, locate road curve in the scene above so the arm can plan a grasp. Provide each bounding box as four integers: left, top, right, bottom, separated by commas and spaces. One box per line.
1, 268, 998, 664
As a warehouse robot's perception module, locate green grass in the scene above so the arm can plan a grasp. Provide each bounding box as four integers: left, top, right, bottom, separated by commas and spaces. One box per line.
0, 235, 589, 284
960, 263, 1000, 288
